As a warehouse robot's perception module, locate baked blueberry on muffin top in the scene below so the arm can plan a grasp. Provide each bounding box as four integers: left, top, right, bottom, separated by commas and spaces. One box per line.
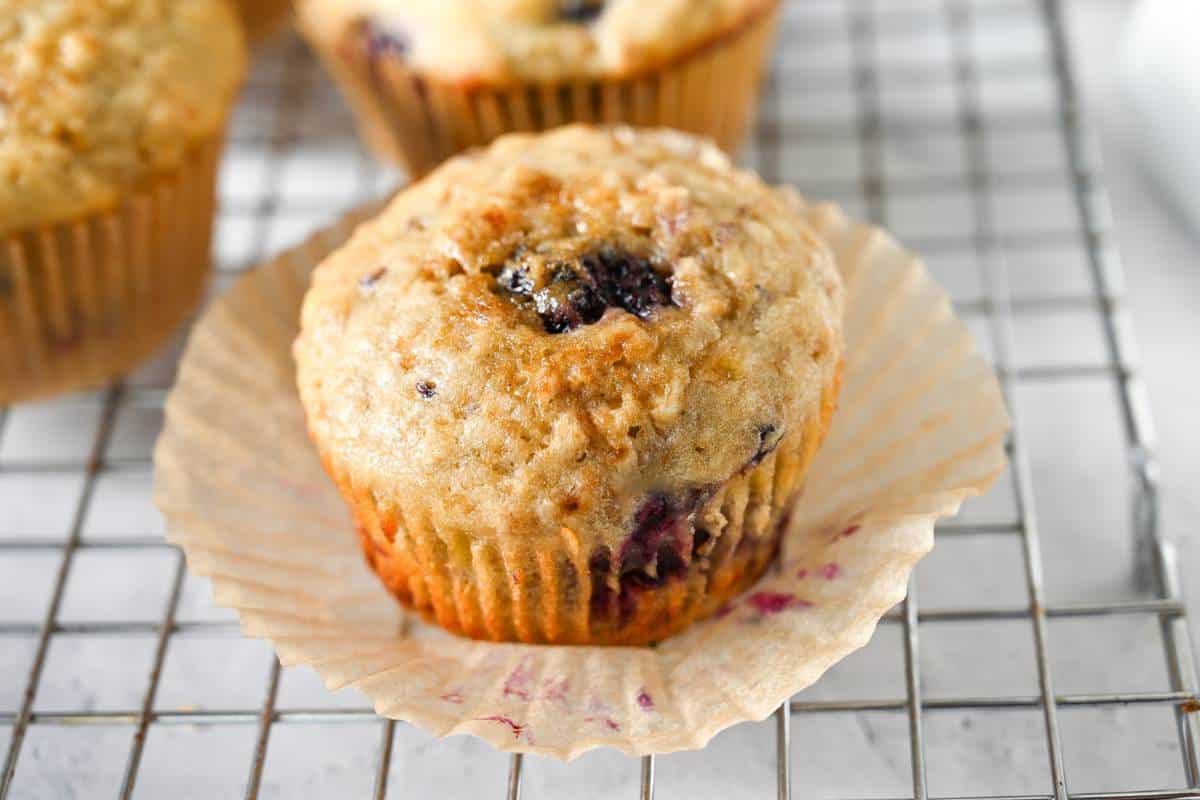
295, 126, 843, 644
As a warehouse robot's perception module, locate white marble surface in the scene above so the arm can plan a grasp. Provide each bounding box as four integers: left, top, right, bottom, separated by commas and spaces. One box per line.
1068, 0, 1200, 634
2, 1, 1198, 797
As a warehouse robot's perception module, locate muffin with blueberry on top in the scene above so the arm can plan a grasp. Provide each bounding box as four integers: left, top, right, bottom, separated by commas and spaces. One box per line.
295, 0, 780, 176
295, 125, 842, 645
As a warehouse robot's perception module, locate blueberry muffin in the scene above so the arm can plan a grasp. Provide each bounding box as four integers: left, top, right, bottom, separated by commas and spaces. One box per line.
295, 0, 780, 176
295, 126, 843, 645
0, 0, 246, 403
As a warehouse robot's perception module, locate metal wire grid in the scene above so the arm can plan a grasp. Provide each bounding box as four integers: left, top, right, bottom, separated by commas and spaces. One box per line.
0, 0, 1198, 797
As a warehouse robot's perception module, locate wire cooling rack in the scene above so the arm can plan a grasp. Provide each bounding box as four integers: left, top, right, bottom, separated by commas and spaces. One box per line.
2, 0, 1198, 797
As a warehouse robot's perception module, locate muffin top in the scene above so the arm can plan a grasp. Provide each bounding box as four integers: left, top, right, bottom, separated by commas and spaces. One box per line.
298, 0, 773, 85
0, 0, 246, 233
296, 126, 842, 550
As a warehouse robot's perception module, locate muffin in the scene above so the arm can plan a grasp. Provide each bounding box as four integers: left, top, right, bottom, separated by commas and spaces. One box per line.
295, 0, 780, 177
232, 0, 292, 46
295, 126, 843, 645
0, 0, 246, 404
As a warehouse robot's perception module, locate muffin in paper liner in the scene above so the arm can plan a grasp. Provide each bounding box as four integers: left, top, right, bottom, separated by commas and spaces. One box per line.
154, 196, 1008, 759
0, 138, 223, 405
296, 1, 779, 177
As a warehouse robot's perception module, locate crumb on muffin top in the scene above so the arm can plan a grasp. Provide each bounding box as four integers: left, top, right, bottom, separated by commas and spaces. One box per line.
297, 0, 774, 86
295, 125, 842, 549
0, 0, 246, 233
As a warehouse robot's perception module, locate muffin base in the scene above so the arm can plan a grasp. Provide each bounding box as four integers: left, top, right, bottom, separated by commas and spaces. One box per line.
327, 367, 840, 646
0, 138, 222, 405
298, 1, 780, 176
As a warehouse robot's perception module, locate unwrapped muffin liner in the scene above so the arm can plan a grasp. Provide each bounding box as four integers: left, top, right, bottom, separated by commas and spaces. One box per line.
298, 2, 779, 176
0, 138, 223, 405
154, 196, 1008, 759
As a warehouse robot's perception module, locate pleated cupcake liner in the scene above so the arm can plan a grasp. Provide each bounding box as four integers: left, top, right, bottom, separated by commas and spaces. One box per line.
154, 194, 1008, 759
297, 1, 780, 176
0, 137, 223, 405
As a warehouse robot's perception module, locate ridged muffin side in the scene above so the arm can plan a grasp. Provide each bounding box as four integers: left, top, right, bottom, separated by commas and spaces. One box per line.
337, 371, 839, 644
295, 126, 844, 645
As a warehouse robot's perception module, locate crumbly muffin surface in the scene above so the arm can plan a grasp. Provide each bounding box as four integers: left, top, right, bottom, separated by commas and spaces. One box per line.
0, 0, 245, 233
297, 0, 772, 84
297, 126, 842, 554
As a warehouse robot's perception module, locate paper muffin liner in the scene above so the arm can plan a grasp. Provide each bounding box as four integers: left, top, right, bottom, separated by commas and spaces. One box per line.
297, 2, 779, 176
325, 377, 837, 646
154, 196, 1008, 759
0, 137, 223, 405
235, 0, 292, 47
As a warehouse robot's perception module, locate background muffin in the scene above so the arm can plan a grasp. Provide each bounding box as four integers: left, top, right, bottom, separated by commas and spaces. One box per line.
295, 0, 780, 176
295, 126, 843, 645
232, 0, 292, 46
0, 0, 246, 403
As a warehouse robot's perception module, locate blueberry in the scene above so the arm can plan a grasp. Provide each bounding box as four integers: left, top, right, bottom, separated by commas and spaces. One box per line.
559, 1, 605, 24
362, 19, 411, 59
588, 547, 615, 615
747, 424, 782, 468
359, 267, 386, 289
621, 492, 675, 574
493, 246, 673, 334
535, 265, 607, 333
656, 543, 686, 581
585, 488, 721, 626
496, 263, 534, 295
583, 248, 673, 320
416, 380, 436, 399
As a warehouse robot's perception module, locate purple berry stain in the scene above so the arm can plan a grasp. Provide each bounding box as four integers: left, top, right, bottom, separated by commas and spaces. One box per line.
477, 715, 528, 740
495, 246, 673, 334
543, 677, 570, 704
819, 562, 841, 580
502, 660, 533, 701
416, 380, 437, 399
585, 716, 621, 732
745, 591, 811, 616
636, 689, 655, 711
